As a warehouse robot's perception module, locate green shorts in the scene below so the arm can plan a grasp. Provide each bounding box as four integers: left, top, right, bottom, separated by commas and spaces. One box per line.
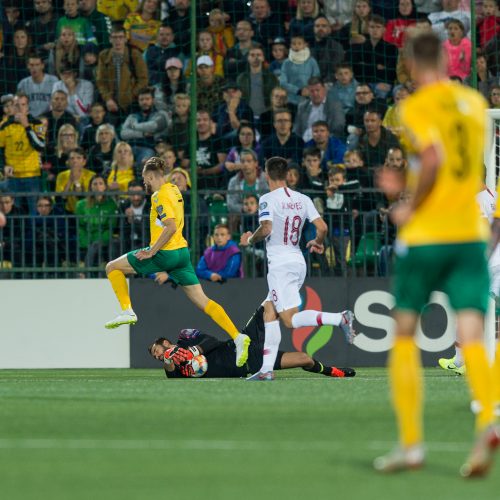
127, 247, 200, 286
393, 242, 489, 314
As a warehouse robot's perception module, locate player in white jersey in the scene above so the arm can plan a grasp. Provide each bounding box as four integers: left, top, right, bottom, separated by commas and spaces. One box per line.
439, 187, 500, 377
240, 157, 356, 381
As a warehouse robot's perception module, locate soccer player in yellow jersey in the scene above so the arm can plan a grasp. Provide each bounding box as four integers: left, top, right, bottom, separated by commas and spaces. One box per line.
104, 157, 251, 367
374, 32, 499, 477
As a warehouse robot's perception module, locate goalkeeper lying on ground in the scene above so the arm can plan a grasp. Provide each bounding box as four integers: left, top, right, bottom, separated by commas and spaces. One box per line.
148, 306, 356, 378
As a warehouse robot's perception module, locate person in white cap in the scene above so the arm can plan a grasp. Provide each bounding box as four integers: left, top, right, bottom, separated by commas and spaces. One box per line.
196, 55, 225, 114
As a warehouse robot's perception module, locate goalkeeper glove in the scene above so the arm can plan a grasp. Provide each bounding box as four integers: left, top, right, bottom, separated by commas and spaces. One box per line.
179, 363, 195, 377
164, 346, 201, 366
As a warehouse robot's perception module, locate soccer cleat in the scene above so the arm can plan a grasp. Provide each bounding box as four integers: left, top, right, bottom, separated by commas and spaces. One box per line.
460, 424, 500, 478
105, 309, 137, 329
438, 356, 465, 375
340, 310, 356, 344
330, 367, 356, 378
373, 444, 425, 473
470, 400, 500, 417
246, 371, 275, 381
234, 333, 251, 367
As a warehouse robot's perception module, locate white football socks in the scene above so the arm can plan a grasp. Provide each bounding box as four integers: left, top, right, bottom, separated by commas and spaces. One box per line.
455, 346, 464, 367
291, 310, 342, 329
260, 320, 281, 373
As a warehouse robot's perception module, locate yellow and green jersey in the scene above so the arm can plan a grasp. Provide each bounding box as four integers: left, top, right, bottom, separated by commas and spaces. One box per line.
398, 80, 489, 246
150, 182, 187, 251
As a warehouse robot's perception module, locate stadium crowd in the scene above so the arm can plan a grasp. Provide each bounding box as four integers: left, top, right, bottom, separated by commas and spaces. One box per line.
0, 0, 498, 277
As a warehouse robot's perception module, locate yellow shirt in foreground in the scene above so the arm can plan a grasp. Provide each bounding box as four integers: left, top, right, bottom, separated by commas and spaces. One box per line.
150, 182, 187, 251
398, 81, 489, 246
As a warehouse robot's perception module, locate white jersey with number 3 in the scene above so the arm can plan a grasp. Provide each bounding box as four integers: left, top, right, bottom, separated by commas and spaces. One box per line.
258, 187, 320, 264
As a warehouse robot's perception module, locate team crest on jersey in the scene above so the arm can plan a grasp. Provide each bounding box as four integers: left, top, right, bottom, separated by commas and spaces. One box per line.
259, 202, 267, 210
156, 205, 163, 214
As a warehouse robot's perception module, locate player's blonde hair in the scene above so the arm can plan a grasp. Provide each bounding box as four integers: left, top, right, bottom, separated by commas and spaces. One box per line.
143, 156, 167, 175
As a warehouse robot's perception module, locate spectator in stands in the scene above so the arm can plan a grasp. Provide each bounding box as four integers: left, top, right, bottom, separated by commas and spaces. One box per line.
47, 27, 85, 78
153, 57, 187, 113
489, 85, 500, 108
0, 94, 45, 215
258, 85, 297, 137
169, 166, 191, 192
164, 0, 191, 56
305, 120, 347, 169
349, 15, 398, 99
159, 145, 178, 176
0, 193, 24, 268
280, 35, 320, 105
56, 0, 98, 52
465, 51, 496, 99
310, 15, 345, 84
269, 37, 288, 78
428, 0, 470, 41
224, 122, 259, 173
358, 108, 399, 168
207, 8, 235, 58
81, 102, 108, 149
323, 0, 356, 32
338, 0, 372, 49
79, 0, 111, 51
247, 0, 285, 55
0, 28, 31, 94
124, 0, 161, 52
196, 223, 242, 282
260, 108, 304, 164
26, 0, 59, 62
477, 0, 500, 49
384, 0, 423, 49
346, 82, 387, 147
227, 149, 268, 213
443, 18, 471, 80
145, 25, 181, 85
286, 161, 302, 190
290, 0, 322, 45
224, 20, 255, 80
76, 173, 118, 275
96, 24, 148, 117
343, 148, 371, 186
293, 76, 345, 142
195, 109, 226, 189
385, 146, 407, 171
241, 193, 259, 232
3, 4, 24, 51
46, 123, 81, 182
414, 0, 441, 15
237, 44, 279, 121
240, 192, 265, 276
329, 64, 359, 115
52, 62, 95, 119
55, 147, 95, 213
168, 93, 190, 162
119, 178, 150, 247
212, 82, 254, 140
300, 146, 327, 212
195, 55, 225, 114
0, 94, 15, 126
42, 90, 77, 157
17, 54, 59, 118
186, 30, 224, 77
120, 86, 169, 170
87, 123, 116, 173
382, 84, 410, 137
106, 141, 136, 195
95, 0, 139, 21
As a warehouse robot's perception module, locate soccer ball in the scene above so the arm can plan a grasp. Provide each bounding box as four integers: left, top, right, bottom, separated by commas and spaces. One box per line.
190, 354, 208, 378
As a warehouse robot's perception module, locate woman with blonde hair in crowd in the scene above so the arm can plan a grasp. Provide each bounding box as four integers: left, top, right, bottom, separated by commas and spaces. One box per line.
48, 123, 80, 178
124, 0, 161, 52
338, 0, 372, 48
290, 0, 322, 44
207, 8, 234, 58
88, 124, 117, 174
107, 141, 136, 196
48, 26, 84, 77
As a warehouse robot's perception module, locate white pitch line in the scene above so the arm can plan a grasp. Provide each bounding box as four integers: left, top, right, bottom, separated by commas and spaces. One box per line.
0, 438, 471, 453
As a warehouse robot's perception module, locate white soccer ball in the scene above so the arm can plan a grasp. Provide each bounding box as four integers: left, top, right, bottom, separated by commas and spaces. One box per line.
190, 354, 208, 378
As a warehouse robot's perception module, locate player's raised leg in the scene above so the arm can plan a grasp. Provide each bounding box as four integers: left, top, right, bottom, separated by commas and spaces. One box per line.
374, 311, 424, 473
182, 284, 250, 367
105, 255, 138, 329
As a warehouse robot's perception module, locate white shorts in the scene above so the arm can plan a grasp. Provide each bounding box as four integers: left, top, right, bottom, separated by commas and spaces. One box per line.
490, 263, 500, 297
266, 260, 307, 313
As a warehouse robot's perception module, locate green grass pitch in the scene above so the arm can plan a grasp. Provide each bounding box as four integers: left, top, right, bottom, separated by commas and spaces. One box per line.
1, 368, 499, 500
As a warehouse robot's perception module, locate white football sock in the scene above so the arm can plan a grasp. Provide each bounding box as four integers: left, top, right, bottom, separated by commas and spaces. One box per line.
455, 346, 464, 367
291, 310, 342, 328
260, 320, 281, 373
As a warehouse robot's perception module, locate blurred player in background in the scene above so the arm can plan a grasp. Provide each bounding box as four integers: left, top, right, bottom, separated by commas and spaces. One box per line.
104, 156, 251, 368
240, 156, 356, 382
375, 32, 498, 477
149, 305, 356, 379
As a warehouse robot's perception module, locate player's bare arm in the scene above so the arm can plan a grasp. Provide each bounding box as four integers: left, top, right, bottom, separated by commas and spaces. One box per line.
136, 218, 177, 260
306, 217, 328, 254
240, 220, 273, 246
